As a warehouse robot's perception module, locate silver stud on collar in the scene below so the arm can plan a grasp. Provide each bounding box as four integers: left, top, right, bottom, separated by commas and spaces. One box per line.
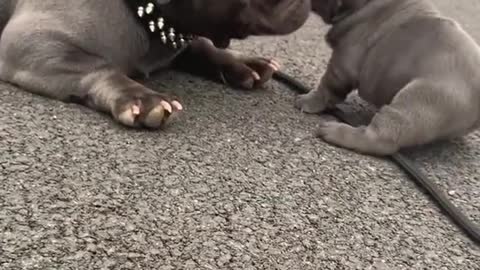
149, 21, 156, 32
137, 6, 144, 17
168, 28, 175, 41
136, 2, 196, 50
146, 3, 155, 14
157, 17, 164, 30
160, 31, 167, 44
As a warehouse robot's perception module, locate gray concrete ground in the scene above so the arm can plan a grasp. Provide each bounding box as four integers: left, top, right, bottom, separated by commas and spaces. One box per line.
1, 0, 479, 269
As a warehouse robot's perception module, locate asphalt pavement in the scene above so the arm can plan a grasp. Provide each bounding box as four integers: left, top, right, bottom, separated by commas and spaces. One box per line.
1, 0, 479, 269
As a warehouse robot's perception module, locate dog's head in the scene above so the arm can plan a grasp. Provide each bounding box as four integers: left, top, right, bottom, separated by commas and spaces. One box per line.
312, 0, 370, 24
160, 0, 311, 48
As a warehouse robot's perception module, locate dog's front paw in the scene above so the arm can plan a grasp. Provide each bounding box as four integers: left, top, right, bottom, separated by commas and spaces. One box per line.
295, 91, 327, 114
221, 57, 280, 89
112, 91, 183, 129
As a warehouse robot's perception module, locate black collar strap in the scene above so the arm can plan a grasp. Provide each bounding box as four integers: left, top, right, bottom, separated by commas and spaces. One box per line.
125, 0, 196, 50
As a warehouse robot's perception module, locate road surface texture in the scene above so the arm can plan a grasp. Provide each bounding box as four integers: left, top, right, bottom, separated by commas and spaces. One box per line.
1, 0, 479, 269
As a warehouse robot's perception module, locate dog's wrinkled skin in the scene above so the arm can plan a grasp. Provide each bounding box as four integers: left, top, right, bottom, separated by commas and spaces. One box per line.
0, 0, 311, 128
297, 0, 480, 155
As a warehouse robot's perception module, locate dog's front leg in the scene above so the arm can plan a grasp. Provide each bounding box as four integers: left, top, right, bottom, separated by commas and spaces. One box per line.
295, 56, 354, 114
0, 39, 182, 128
172, 38, 280, 90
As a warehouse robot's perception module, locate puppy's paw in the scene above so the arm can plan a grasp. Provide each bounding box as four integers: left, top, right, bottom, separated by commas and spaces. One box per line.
295, 92, 327, 114
315, 121, 365, 150
316, 121, 347, 141
221, 57, 280, 90
113, 92, 183, 129
315, 121, 397, 155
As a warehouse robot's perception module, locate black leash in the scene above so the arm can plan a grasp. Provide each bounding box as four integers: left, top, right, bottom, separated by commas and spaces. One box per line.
273, 71, 480, 245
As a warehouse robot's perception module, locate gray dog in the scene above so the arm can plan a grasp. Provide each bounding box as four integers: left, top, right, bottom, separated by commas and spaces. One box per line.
0, 0, 311, 128
296, 0, 480, 155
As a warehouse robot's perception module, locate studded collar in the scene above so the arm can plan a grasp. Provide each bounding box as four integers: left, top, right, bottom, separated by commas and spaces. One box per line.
124, 0, 197, 50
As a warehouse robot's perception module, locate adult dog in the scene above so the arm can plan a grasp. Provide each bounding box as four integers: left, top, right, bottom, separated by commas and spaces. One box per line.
296, 0, 480, 155
0, 0, 311, 128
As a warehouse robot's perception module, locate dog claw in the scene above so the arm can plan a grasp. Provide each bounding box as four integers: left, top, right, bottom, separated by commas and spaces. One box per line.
269, 59, 281, 70
268, 63, 278, 71
160, 100, 172, 114
132, 104, 141, 116
171, 100, 183, 111
252, 71, 261, 80
117, 104, 139, 127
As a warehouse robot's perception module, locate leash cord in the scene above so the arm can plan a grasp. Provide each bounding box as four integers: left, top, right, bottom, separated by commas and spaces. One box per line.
273, 71, 480, 245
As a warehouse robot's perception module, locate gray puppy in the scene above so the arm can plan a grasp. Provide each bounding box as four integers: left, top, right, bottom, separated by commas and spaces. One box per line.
296, 0, 480, 155
0, 0, 311, 128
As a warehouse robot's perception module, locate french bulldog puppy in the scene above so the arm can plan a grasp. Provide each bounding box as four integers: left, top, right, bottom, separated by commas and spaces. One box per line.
0, 0, 311, 128
296, 0, 480, 155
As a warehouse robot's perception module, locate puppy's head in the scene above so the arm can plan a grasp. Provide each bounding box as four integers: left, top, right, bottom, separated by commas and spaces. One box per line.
161, 0, 311, 48
312, 0, 370, 24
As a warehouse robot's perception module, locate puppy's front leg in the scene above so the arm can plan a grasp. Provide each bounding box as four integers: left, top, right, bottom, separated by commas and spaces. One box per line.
173, 38, 279, 89
295, 58, 354, 114
316, 80, 478, 155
